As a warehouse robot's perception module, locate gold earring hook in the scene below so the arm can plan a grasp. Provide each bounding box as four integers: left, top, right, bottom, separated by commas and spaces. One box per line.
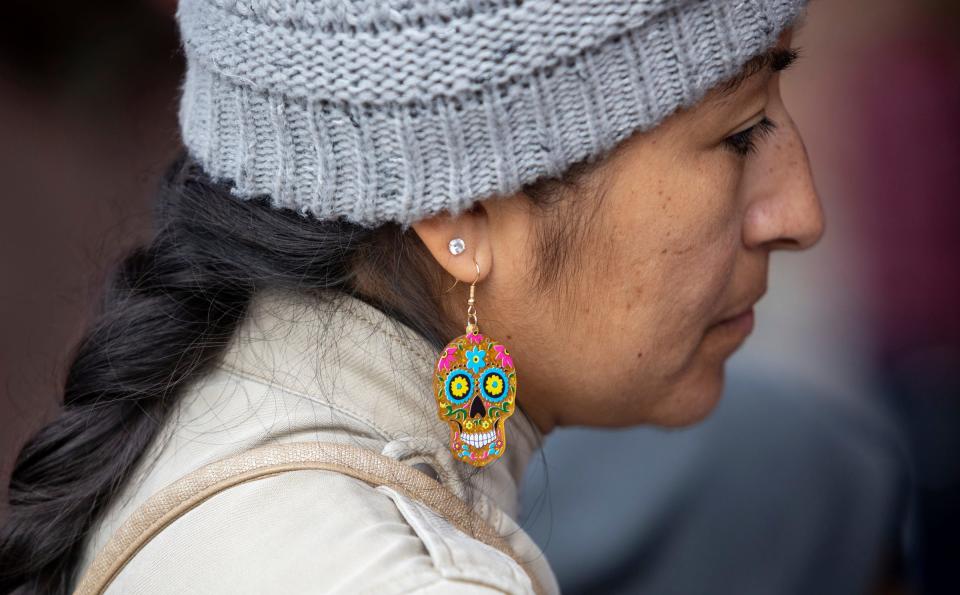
471, 259, 481, 286
466, 259, 480, 333
442, 258, 481, 293
440, 258, 482, 334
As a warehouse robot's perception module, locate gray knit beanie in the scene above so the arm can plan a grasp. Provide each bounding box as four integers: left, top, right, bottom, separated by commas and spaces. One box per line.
175, 0, 807, 230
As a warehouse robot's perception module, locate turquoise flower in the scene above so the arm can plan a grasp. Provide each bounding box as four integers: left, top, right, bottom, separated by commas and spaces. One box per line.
465, 346, 486, 374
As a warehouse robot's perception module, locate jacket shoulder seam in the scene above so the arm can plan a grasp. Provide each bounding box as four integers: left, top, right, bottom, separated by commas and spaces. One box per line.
212, 361, 396, 442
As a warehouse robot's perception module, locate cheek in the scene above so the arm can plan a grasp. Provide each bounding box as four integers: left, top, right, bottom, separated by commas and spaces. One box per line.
592, 171, 741, 373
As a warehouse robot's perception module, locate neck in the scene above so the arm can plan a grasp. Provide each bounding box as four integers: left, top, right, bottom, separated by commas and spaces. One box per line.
233, 286, 547, 520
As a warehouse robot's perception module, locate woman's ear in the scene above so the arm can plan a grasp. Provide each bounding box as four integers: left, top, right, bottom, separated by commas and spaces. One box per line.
411, 202, 493, 285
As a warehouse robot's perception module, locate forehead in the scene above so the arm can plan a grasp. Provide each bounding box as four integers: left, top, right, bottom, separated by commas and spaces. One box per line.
713, 53, 788, 102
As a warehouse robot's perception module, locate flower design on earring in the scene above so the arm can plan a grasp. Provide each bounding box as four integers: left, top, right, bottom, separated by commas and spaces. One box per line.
482, 370, 506, 400
465, 346, 486, 374
467, 328, 483, 344
449, 375, 470, 400
492, 344, 513, 369
479, 367, 508, 402
444, 369, 473, 404
437, 346, 458, 372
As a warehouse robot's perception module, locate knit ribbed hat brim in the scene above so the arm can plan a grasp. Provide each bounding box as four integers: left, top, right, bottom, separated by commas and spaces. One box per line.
176, 0, 808, 229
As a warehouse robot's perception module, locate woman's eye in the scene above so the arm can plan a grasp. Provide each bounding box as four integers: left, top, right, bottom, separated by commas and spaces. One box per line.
723, 116, 778, 157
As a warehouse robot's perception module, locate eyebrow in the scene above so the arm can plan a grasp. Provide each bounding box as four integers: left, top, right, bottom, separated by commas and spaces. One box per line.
712, 45, 801, 99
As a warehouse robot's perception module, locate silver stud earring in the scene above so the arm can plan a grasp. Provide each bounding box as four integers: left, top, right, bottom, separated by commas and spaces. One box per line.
448, 237, 465, 256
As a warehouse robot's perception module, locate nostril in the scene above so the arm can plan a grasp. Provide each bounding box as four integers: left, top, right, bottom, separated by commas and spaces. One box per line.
469, 396, 486, 419
769, 237, 801, 250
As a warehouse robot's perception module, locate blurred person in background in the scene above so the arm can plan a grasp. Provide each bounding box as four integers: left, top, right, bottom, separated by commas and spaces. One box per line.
0, 1, 954, 594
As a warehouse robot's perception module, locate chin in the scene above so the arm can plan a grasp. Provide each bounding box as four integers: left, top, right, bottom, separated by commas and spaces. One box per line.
645, 363, 727, 427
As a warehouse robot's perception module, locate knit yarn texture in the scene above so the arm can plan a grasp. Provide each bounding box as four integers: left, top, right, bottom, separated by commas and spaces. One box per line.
176, 0, 808, 229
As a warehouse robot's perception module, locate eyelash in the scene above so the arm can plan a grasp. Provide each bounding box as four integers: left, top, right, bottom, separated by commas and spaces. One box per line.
723, 116, 778, 157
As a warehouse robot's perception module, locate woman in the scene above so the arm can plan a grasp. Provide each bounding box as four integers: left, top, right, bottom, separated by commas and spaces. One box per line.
0, 0, 823, 593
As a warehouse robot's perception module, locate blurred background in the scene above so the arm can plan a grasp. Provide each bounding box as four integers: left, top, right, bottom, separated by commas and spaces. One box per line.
0, 1, 956, 594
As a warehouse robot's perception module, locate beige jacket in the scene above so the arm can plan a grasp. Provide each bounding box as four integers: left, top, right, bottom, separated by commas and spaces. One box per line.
74, 288, 559, 594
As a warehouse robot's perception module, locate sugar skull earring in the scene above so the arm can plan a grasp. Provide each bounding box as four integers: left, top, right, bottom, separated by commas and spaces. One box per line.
434, 238, 517, 467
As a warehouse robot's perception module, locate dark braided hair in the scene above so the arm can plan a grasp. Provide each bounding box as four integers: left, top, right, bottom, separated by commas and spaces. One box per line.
0, 149, 598, 594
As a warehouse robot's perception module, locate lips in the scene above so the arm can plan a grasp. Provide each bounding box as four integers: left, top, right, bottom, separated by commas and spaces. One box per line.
718, 307, 751, 325
716, 287, 767, 326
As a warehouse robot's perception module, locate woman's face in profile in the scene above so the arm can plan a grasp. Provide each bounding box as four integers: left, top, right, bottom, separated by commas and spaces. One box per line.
415, 28, 825, 432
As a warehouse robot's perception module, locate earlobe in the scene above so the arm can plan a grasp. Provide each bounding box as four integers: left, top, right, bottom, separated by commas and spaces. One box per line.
410, 203, 493, 285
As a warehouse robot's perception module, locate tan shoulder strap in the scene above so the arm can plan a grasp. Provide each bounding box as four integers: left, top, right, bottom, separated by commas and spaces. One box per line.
72, 441, 544, 595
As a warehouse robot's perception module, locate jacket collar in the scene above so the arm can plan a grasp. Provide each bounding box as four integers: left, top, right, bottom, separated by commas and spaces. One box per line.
225, 286, 545, 522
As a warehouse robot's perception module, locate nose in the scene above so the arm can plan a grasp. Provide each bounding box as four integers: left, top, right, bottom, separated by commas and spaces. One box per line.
742, 113, 826, 251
